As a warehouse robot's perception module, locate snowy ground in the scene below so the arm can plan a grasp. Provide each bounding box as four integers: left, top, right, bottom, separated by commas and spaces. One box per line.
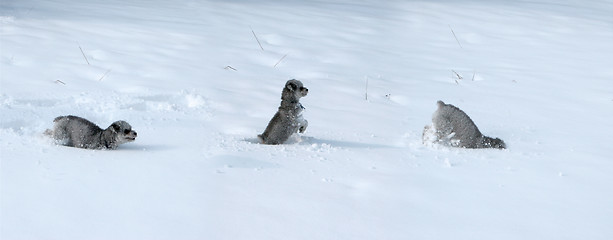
1, 0, 612, 239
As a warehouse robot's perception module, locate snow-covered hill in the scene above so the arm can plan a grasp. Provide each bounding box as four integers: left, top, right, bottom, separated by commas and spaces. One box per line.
1, 0, 612, 239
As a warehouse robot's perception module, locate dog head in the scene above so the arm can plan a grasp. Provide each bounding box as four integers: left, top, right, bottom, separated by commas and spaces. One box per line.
282, 79, 308, 101
110, 120, 137, 143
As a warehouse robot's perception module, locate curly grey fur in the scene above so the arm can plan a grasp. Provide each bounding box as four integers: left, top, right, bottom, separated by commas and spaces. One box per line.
45, 115, 137, 149
259, 79, 309, 145
424, 101, 506, 149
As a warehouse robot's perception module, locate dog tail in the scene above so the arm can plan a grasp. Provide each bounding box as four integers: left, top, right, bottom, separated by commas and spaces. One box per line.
44, 129, 53, 136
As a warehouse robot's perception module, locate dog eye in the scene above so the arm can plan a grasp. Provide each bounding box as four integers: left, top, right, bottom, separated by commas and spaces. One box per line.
124, 129, 130, 134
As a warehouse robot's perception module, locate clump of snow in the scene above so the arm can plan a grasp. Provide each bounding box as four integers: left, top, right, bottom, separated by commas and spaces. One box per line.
2, 0, 613, 239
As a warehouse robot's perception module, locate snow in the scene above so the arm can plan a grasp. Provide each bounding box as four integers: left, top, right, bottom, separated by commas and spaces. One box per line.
1, 0, 613, 239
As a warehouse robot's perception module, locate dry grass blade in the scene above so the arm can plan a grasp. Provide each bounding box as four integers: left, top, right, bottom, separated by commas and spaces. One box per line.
449, 25, 463, 49
98, 69, 111, 81
365, 76, 369, 101
274, 54, 288, 67
77, 42, 90, 65
250, 26, 264, 51
452, 70, 463, 79
452, 70, 463, 84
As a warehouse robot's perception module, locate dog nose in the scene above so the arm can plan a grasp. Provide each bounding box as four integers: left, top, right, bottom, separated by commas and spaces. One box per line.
133, 131, 137, 136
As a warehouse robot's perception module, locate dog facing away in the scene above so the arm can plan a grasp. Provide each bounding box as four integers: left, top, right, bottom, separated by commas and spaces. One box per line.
45, 115, 137, 149
423, 101, 506, 149
259, 79, 309, 145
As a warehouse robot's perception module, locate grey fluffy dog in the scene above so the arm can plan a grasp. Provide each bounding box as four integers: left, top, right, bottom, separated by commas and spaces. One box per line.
45, 115, 137, 149
259, 79, 309, 145
423, 101, 506, 149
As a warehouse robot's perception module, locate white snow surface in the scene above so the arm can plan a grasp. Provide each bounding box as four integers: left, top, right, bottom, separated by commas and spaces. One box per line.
1, 0, 613, 239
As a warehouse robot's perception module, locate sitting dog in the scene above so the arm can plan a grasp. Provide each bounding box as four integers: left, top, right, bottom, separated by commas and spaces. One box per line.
259, 79, 308, 144
423, 101, 506, 149
45, 115, 137, 149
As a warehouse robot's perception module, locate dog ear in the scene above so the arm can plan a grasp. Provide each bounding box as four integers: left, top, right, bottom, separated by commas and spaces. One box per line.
111, 123, 121, 133
286, 82, 297, 91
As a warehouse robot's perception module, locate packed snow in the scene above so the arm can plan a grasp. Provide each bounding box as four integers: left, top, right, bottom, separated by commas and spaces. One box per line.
1, 0, 612, 239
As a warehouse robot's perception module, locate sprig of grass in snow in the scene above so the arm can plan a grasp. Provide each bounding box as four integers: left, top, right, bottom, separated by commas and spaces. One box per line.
452, 70, 463, 84
250, 26, 264, 51
274, 53, 288, 67
365, 76, 369, 101
98, 69, 111, 81
77, 42, 90, 65
448, 25, 462, 49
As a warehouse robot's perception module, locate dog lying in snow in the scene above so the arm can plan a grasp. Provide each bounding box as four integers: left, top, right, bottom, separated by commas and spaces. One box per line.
423, 101, 506, 149
45, 115, 137, 149
258, 79, 309, 144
